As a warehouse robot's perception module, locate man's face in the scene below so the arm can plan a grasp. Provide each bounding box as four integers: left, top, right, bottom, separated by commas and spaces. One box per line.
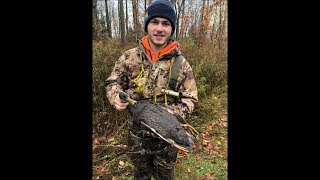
147, 17, 172, 49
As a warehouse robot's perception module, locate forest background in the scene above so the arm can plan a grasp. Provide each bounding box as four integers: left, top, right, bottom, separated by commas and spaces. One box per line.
92, 0, 228, 179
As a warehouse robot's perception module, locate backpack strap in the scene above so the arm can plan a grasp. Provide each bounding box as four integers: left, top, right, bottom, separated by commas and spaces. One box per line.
169, 55, 183, 91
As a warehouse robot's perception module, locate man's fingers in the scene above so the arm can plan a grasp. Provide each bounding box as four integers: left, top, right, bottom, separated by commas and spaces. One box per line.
114, 100, 128, 110
113, 94, 129, 111
114, 103, 127, 111
144, 131, 158, 138
150, 132, 158, 138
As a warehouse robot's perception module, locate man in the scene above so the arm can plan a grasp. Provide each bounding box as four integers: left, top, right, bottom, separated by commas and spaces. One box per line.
105, 0, 198, 179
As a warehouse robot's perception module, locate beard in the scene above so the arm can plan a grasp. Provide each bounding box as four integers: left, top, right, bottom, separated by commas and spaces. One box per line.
148, 34, 171, 48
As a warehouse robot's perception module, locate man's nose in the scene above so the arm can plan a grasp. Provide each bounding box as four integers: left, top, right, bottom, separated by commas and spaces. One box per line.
155, 24, 164, 31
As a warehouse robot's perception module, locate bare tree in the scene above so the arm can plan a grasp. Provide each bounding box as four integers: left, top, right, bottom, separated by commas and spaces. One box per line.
217, 0, 226, 49
125, 0, 129, 35
171, 0, 177, 39
197, 0, 206, 43
144, 0, 147, 11
224, 1, 228, 45
94, 0, 227, 45
179, 0, 185, 38
104, 0, 112, 38
181, 0, 192, 38
111, 2, 119, 36
175, 0, 185, 40
119, 0, 125, 43
171, 0, 177, 10
189, 0, 199, 39
93, 0, 100, 40
132, 0, 140, 42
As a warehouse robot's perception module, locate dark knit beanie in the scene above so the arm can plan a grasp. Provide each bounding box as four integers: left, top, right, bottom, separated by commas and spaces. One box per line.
144, 0, 177, 35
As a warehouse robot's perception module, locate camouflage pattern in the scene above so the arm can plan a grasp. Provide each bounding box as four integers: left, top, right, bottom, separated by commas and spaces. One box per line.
127, 116, 178, 180
105, 41, 198, 120
105, 40, 198, 179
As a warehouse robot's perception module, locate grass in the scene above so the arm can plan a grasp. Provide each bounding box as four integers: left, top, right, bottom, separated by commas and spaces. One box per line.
175, 117, 228, 180
92, 37, 227, 179
93, 112, 228, 180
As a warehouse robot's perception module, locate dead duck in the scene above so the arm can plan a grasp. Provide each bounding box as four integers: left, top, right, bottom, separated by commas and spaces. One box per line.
119, 91, 198, 152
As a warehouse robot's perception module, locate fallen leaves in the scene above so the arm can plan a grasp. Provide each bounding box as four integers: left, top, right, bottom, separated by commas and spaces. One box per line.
216, 140, 221, 145
206, 124, 215, 131
95, 166, 106, 174
93, 116, 228, 179
201, 132, 211, 139
202, 139, 211, 146
178, 150, 189, 159
220, 121, 228, 127
107, 137, 115, 142
197, 120, 228, 157
118, 160, 125, 167
93, 138, 100, 145
204, 143, 214, 154
192, 144, 200, 151
203, 171, 215, 180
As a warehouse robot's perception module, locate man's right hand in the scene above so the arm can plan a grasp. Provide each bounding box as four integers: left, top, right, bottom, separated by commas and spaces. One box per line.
113, 93, 129, 111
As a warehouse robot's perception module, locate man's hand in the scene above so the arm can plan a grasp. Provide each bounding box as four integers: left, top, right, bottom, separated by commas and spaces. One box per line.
142, 130, 159, 138
113, 93, 129, 111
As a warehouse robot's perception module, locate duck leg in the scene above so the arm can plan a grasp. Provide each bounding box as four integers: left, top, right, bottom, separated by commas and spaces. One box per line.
181, 124, 199, 136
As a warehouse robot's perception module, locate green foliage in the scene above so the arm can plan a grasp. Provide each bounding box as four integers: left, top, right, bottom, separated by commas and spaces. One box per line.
92, 37, 227, 179
92, 37, 227, 138
189, 92, 227, 132
93, 0, 228, 177
101, 151, 117, 161
185, 49, 227, 99
175, 151, 227, 180
197, 76, 209, 98
92, 39, 133, 136
176, 154, 213, 179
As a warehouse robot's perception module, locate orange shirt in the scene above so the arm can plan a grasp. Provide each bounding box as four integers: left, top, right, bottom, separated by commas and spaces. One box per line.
141, 36, 179, 64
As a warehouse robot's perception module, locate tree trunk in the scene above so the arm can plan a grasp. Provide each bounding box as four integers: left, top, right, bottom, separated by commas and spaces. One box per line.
118, 0, 125, 43
125, 0, 129, 35
132, 0, 141, 42
144, 0, 147, 11
224, 1, 228, 46
132, 0, 138, 41
199, 0, 205, 28
175, 2, 180, 40
217, 2, 224, 49
197, 0, 206, 44
92, 0, 100, 40
179, 0, 185, 38
111, 2, 118, 36
171, 0, 176, 10
104, 0, 112, 38
171, 0, 177, 39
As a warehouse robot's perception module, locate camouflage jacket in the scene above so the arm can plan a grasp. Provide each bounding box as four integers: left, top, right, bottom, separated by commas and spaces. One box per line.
105, 40, 198, 120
